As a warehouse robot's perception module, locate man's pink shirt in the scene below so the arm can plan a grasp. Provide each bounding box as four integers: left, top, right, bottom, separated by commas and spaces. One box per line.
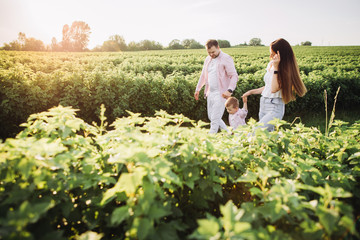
196, 51, 238, 97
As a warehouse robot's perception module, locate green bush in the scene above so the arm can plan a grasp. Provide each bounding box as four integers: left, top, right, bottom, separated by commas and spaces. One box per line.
0, 105, 359, 239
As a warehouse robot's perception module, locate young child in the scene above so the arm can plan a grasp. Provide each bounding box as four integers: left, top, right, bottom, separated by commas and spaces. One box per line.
225, 96, 248, 129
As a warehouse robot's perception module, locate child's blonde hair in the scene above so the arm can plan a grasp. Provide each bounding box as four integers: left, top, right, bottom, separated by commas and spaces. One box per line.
225, 97, 239, 109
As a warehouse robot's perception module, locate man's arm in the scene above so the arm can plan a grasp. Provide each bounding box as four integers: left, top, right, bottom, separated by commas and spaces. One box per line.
224, 56, 238, 91
195, 57, 209, 100
222, 56, 239, 98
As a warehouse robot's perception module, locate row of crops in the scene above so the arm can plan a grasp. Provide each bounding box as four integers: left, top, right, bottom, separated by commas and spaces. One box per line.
1, 46, 360, 138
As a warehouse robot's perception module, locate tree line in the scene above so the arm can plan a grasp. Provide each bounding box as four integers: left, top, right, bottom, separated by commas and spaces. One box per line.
0, 21, 312, 52
1, 21, 91, 52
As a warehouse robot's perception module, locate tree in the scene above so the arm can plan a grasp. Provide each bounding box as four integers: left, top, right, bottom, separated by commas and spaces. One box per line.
101, 35, 127, 51
127, 41, 140, 51
109, 35, 127, 51
235, 41, 247, 46
51, 37, 61, 51
23, 38, 45, 51
3, 41, 21, 51
70, 21, 91, 51
152, 41, 163, 50
92, 45, 103, 52
139, 40, 163, 50
18, 32, 26, 48
140, 40, 152, 50
168, 39, 184, 49
0, 32, 44, 51
301, 41, 312, 46
181, 39, 203, 49
61, 24, 72, 51
60, 21, 91, 51
249, 38, 262, 46
1, 42, 21, 51
2, 32, 26, 50
218, 40, 231, 48
189, 41, 203, 49
181, 39, 193, 49
102, 40, 120, 52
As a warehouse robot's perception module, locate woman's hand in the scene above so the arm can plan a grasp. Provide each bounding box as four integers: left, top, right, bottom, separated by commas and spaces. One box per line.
272, 51, 281, 69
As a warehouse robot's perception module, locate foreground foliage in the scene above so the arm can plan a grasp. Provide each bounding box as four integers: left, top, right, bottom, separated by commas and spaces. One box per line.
0, 105, 359, 239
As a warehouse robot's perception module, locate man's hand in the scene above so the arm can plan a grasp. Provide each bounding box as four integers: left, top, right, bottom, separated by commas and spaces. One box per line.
194, 91, 200, 101
222, 90, 232, 99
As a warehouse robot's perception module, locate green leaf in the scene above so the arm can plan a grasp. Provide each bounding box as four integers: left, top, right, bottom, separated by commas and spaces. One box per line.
258, 200, 287, 223
221, 201, 236, 232
111, 206, 130, 226
148, 205, 169, 220
234, 222, 251, 234
249, 187, 262, 196
118, 167, 148, 194
196, 219, 219, 237
76, 231, 103, 240
137, 217, 153, 240
100, 186, 118, 206
339, 215, 357, 235
236, 171, 257, 182
213, 184, 223, 197
348, 152, 360, 164
317, 206, 339, 235
7, 197, 55, 228
101, 167, 147, 205
258, 166, 280, 179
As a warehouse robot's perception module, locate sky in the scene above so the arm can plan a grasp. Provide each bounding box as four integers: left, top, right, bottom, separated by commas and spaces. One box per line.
0, 0, 359, 49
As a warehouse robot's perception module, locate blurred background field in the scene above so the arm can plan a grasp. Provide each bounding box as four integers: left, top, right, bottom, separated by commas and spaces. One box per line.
1, 46, 359, 138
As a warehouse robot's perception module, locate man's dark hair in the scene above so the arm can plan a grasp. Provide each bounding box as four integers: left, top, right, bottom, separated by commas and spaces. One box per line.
206, 39, 219, 49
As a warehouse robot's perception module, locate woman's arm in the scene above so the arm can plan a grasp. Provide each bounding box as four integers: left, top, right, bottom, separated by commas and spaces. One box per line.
242, 86, 265, 97
242, 96, 248, 111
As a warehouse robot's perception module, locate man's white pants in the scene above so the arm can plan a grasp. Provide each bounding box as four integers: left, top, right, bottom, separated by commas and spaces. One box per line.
207, 92, 228, 134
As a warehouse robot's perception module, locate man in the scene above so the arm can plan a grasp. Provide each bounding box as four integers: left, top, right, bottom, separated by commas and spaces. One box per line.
194, 39, 238, 134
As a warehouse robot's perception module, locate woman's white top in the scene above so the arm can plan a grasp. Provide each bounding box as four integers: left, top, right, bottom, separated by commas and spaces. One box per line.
261, 61, 282, 98
207, 58, 219, 93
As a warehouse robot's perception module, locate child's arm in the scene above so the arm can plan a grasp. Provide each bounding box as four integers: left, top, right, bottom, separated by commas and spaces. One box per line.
242, 96, 248, 111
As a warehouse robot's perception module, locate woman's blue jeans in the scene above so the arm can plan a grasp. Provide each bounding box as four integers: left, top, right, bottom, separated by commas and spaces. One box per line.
258, 96, 285, 131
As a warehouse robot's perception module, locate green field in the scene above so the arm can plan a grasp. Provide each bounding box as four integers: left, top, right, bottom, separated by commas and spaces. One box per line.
0, 47, 359, 239
1, 46, 360, 138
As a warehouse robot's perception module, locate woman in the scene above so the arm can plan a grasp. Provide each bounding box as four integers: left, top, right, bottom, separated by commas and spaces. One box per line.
242, 38, 307, 131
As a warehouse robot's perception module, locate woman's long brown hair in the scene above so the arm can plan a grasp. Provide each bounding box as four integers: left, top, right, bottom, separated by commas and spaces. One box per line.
270, 38, 307, 104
